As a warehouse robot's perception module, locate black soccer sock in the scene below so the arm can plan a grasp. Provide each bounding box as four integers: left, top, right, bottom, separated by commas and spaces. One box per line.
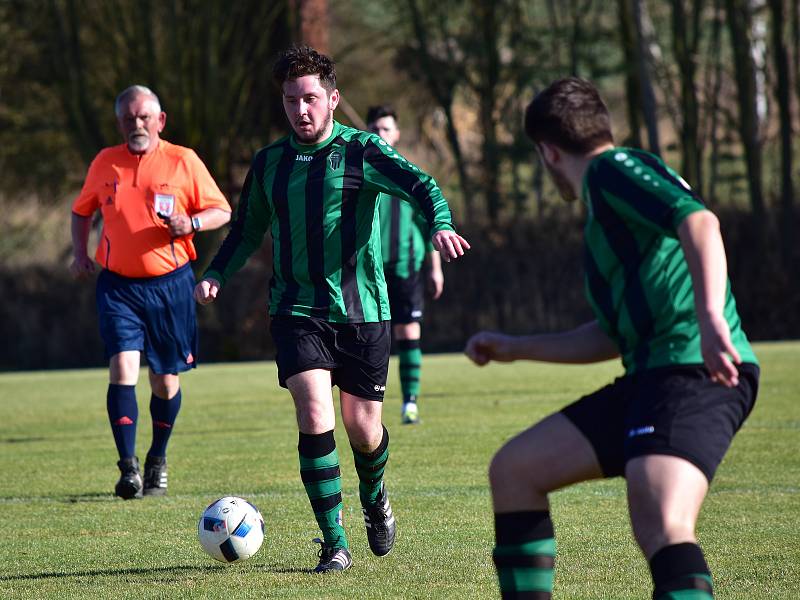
352, 425, 389, 507
397, 339, 421, 401
299, 430, 348, 549
147, 389, 182, 458
107, 383, 138, 459
493, 511, 556, 600
650, 542, 714, 599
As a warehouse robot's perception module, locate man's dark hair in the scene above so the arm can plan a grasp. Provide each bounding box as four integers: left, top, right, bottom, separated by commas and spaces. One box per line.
366, 105, 397, 126
272, 46, 336, 91
524, 77, 613, 154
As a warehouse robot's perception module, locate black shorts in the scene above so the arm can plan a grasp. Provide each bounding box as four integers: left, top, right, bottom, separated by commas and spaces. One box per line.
385, 270, 424, 324
561, 363, 759, 481
269, 316, 391, 401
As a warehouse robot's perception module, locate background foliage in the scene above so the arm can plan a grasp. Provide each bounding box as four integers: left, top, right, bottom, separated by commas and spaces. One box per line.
1, 0, 798, 368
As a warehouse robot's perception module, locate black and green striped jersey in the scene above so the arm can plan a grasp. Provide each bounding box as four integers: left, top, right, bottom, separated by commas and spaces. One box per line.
378, 194, 434, 278
204, 121, 455, 323
582, 147, 757, 374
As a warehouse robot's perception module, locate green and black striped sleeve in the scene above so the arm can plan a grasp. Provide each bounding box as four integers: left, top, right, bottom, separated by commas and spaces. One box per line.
361, 135, 455, 235
204, 149, 273, 287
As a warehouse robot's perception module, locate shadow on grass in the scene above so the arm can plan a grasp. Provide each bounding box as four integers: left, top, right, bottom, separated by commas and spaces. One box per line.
0, 437, 47, 444
0, 563, 310, 582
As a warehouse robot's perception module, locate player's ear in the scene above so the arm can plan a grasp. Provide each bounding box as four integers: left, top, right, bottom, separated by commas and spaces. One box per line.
328, 88, 340, 111
158, 111, 166, 133
537, 142, 559, 166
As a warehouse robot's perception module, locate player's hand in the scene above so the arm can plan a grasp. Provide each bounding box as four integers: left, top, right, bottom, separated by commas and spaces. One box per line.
464, 331, 517, 366
432, 230, 470, 262
69, 255, 95, 280
194, 278, 221, 305
427, 269, 444, 300
698, 311, 741, 387
158, 212, 193, 237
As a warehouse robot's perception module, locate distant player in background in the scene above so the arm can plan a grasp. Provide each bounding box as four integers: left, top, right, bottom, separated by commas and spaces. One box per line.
194, 47, 469, 573
70, 85, 231, 500
465, 78, 759, 600
367, 105, 445, 424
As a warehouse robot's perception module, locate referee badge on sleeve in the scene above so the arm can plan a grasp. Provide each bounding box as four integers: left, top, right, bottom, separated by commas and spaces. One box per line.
155, 193, 175, 216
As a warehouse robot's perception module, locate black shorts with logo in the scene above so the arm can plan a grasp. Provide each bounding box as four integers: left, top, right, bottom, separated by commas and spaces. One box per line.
561, 363, 759, 481
385, 270, 424, 324
269, 316, 391, 401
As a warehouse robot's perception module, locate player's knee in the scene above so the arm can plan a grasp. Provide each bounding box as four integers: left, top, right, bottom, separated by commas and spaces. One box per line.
489, 445, 530, 490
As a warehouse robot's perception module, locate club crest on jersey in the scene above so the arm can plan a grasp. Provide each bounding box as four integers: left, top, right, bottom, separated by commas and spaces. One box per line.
155, 193, 175, 216
329, 151, 342, 171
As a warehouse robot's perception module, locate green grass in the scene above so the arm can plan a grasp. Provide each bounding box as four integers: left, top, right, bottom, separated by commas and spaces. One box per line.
0, 342, 798, 598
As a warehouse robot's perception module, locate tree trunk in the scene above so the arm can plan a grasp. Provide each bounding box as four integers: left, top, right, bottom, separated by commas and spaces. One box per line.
617, 0, 644, 147
670, 0, 703, 190
632, 0, 661, 155
705, 0, 725, 205
724, 0, 766, 222
474, 0, 501, 224
769, 0, 794, 266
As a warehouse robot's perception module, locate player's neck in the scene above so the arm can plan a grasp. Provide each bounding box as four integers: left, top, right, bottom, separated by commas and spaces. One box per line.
568, 143, 615, 190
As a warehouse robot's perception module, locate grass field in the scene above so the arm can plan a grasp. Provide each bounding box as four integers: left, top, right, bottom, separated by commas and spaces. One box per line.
0, 342, 798, 599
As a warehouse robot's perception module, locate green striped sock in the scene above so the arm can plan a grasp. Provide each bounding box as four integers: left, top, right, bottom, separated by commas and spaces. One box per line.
493, 511, 556, 599
298, 431, 347, 549
650, 543, 714, 599
397, 339, 421, 399
352, 426, 389, 506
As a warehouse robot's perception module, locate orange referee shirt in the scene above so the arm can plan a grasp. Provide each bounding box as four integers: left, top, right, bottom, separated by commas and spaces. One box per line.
72, 140, 229, 278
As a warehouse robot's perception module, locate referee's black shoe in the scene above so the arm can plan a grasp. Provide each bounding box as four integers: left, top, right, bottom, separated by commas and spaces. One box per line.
143, 455, 168, 496
362, 482, 396, 556
115, 456, 143, 500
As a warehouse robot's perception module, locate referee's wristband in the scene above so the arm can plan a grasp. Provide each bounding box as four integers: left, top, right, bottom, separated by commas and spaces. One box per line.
191, 216, 202, 231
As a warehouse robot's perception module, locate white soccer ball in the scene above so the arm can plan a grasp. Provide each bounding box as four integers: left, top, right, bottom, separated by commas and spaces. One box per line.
198, 496, 265, 562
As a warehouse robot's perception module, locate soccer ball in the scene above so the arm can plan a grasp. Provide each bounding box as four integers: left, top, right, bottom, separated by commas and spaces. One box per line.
198, 496, 265, 562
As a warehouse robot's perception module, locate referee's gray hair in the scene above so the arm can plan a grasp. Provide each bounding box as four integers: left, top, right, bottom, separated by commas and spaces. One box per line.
114, 85, 162, 117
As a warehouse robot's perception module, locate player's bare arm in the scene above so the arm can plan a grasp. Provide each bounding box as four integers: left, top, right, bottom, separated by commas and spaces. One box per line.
161, 207, 231, 237
677, 210, 742, 387
426, 250, 444, 299
69, 213, 95, 279
465, 320, 619, 366
432, 229, 470, 262
194, 277, 221, 305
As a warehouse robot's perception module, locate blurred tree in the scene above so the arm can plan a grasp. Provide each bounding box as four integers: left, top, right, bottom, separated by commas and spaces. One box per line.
669, 0, 704, 191
632, 0, 661, 155
725, 0, 766, 223
617, 0, 644, 147
768, 0, 794, 266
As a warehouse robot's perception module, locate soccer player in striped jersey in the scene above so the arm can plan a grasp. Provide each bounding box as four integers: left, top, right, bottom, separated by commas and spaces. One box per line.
367, 105, 445, 425
194, 46, 469, 573
465, 78, 758, 599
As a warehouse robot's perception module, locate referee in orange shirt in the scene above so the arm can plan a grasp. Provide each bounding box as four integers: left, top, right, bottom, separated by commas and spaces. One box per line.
70, 85, 231, 499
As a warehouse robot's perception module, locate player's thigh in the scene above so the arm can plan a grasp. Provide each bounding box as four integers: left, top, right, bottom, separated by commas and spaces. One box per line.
626, 454, 708, 559
332, 321, 390, 401
286, 368, 336, 434
270, 316, 338, 390
109, 350, 141, 385
142, 265, 198, 375
490, 412, 603, 495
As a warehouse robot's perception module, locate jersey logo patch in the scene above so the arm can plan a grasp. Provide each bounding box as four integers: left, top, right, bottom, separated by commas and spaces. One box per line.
155, 193, 175, 216
329, 151, 342, 171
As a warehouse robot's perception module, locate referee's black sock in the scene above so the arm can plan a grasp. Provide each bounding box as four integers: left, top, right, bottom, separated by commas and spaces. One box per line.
650, 542, 714, 599
493, 510, 556, 599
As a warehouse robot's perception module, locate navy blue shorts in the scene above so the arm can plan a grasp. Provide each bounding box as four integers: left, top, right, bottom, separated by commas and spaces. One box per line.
561, 363, 759, 481
385, 270, 424, 324
96, 264, 198, 375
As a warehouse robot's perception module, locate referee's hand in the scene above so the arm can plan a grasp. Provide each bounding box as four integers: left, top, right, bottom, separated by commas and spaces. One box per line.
194, 278, 221, 305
